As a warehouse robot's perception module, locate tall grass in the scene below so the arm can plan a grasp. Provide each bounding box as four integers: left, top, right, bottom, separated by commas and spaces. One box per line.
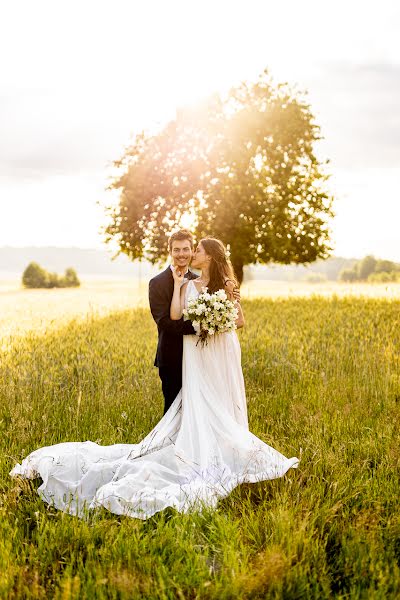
1, 297, 399, 598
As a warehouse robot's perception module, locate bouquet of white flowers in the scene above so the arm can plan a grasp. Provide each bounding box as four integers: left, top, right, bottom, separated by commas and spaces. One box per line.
183, 287, 239, 346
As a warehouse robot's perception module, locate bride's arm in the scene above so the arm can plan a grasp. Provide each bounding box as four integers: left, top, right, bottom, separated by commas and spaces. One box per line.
170, 283, 188, 320
224, 280, 245, 329
170, 271, 188, 320
235, 301, 245, 329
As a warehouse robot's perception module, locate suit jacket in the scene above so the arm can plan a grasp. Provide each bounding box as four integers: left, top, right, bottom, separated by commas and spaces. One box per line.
149, 267, 197, 368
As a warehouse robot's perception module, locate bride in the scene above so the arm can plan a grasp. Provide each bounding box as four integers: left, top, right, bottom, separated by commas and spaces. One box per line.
10, 238, 299, 519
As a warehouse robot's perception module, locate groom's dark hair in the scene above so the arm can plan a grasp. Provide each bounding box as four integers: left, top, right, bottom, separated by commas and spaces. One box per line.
168, 229, 194, 251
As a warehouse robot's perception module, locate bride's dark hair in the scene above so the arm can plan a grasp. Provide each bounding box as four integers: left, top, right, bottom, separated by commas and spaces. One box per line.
200, 237, 238, 294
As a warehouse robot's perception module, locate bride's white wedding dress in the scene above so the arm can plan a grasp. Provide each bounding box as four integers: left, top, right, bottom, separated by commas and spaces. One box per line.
10, 281, 299, 519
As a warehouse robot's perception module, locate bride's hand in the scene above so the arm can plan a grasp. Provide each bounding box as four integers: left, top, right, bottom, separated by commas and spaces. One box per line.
232, 288, 241, 303
172, 266, 185, 286
224, 280, 240, 302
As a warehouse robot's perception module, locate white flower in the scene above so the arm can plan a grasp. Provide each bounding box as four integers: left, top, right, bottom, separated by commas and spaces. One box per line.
216, 289, 227, 300
184, 288, 237, 346
192, 320, 200, 333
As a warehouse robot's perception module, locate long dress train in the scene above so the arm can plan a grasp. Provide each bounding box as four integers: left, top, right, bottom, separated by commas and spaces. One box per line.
10, 280, 299, 519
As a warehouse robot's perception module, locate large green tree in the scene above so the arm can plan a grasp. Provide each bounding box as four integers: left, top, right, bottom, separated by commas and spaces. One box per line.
104, 70, 334, 282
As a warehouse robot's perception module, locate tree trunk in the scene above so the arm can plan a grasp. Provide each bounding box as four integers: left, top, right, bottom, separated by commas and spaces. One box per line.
231, 261, 244, 285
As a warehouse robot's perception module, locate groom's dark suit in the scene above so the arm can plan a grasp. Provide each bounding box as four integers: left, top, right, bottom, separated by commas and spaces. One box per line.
149, 266, 197, 414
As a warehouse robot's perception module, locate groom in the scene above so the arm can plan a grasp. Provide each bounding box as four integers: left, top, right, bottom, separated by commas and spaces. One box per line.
148, 230, 198, 414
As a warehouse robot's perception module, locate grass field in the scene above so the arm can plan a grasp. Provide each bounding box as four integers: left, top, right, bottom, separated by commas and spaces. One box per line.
1, 289, 400, 598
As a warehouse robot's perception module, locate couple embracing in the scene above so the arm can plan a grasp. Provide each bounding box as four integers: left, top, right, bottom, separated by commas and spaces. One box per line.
10, 230, 298, 519
149, 229, 244, 416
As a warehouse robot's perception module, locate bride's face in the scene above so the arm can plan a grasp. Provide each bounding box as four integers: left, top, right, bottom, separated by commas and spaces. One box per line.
191, 243, 210, 269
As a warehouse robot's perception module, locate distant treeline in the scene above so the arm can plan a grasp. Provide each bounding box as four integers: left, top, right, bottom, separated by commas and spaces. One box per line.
22, 262, 80, 289
244, 256, 358, 282
339, 256, 400, 283
246, 255, 400, 283
2, 247, 399, 284
0, 247, 157, 277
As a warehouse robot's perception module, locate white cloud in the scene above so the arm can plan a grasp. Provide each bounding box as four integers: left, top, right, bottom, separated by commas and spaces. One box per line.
330, 167, 400, 261
0, 173, 106, 248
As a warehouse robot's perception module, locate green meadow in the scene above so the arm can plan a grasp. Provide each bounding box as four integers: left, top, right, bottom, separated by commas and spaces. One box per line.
1, 296, 399, 598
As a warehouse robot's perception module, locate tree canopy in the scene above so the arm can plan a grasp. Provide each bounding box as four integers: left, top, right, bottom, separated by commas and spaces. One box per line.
104, 70, 334, 282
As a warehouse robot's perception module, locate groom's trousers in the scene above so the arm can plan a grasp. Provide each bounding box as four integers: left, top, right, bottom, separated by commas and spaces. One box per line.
158, 366, 182, 415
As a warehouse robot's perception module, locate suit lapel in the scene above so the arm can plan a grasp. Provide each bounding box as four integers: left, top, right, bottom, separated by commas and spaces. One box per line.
164, 266, 174, 280
164, 267, 174, 295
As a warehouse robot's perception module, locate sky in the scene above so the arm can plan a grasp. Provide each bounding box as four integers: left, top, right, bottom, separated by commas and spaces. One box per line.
0, 0, 399, 261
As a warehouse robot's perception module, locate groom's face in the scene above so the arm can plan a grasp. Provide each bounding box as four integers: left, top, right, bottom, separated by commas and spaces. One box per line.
170, 239, 193, 270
